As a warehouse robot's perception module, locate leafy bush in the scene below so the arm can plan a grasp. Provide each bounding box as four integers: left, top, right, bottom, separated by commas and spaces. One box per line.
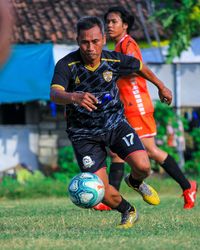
184, 127, 200, 175
54, 146, 79, 181
154, 101, 200, 175
17, 169, 45, 184
0, 175, 68, 199
154, 101, 181, 165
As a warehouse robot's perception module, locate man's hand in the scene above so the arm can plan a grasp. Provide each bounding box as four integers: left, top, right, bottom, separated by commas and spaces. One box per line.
72, 92, 98, 112
158, 86, 172, 105
50, 87, 98, 111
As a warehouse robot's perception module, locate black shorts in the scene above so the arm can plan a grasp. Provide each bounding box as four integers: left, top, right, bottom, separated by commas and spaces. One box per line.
71, 121, 145, 173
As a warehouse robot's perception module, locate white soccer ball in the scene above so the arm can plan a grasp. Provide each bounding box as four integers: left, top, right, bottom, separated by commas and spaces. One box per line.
68, 173, 105, 208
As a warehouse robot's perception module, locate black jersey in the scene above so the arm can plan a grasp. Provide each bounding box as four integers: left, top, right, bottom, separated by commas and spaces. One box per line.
51, 49, 141, 141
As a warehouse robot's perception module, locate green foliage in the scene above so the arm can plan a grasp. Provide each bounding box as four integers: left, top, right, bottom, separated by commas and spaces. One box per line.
56, 146, 79, 180
0, 175, 67, 199
184, 127, 200, 174
152, 0, 200, 62
17, 169, 45, 184
154, 101, 200, 175
106, 41, 115, 50
191, 127, 200, 150
154, 101, 181, 162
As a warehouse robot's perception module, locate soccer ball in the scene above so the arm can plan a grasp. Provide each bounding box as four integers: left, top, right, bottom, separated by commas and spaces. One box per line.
68, 173, 105, 208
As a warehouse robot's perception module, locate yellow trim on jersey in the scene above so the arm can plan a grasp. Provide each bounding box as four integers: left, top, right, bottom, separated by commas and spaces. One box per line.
101, 58, 120, 62
139, 61, 143, 71
51, 84, 65, 91
84, 62, 100, 72
68, 61, 81, 66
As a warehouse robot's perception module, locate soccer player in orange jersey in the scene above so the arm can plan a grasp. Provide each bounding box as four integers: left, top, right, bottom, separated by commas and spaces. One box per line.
93, 6, 197, 211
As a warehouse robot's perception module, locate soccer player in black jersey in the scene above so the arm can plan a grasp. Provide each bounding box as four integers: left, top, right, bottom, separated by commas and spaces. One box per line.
50, 16, 172, 229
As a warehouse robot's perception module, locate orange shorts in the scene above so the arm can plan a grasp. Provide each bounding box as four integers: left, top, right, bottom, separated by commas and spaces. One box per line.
126, 113, 157, 138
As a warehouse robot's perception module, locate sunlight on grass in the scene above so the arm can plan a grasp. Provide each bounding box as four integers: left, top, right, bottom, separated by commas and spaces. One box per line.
0, 189, 199, 250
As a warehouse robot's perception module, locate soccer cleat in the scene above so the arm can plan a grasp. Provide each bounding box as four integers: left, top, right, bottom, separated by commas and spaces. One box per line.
124, 174, 160, 205
93, 202, 112, 211
117, 208, 139, 229
183, 181, 198, 209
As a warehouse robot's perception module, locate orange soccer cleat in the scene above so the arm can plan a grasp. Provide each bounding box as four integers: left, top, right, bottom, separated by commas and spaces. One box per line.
183, 181, 198, 209
93, 202, 112, 211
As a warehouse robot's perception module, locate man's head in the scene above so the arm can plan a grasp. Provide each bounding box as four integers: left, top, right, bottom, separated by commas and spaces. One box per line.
104, 6, 134, 42
76, 16, 106, 66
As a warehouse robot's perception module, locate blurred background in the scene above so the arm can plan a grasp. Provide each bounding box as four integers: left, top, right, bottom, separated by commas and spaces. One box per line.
0, 0, 200, 196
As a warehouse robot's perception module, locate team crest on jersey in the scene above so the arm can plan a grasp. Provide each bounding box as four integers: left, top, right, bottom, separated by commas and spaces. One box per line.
103, 71, 113, 82
75, 76, 80, 84
82, 156, 95, 169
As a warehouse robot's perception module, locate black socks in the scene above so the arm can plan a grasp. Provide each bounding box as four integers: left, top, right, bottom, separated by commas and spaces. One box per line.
128, 174, 143, 189
160, 154, 191, 191
115, 197, 135, 213
109, 162, 125, 191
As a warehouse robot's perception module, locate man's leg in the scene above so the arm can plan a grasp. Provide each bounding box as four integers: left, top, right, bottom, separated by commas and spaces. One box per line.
124, 150, 160, 205
110, 121, 160, 206
109, 151, 125, 191
142, 137, 197, 209
95, 168, 139, 228
72, 137, 138, 227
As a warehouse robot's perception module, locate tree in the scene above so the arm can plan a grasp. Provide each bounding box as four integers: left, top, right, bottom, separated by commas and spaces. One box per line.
152, 0, 200, 62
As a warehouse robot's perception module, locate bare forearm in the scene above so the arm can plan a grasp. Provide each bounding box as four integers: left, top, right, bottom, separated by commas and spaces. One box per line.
50, 88, 74, 105
137, 63, 172, 105
138, 64, 165, 90
50, 88, 98, 111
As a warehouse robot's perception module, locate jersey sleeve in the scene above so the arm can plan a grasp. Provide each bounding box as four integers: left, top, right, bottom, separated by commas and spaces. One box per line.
118, 53, 142, 76
51, 59, 71, 91
125, 41, 142, 61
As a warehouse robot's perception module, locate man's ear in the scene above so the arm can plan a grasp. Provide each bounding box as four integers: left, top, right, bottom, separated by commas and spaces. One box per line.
123, 23, 128, 31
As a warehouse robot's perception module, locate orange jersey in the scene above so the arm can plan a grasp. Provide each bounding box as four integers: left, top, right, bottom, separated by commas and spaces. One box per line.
127, 113, 157, 138
115, 35, 154, 117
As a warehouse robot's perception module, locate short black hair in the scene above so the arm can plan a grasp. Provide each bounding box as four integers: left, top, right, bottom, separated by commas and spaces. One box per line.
76, 16, 105, 36
104, 6, 135, 34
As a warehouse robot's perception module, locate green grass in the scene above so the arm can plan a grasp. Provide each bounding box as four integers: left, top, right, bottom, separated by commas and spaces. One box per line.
0, 180, 199, 250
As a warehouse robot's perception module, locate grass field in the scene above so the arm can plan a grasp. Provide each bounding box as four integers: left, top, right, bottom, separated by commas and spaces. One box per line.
0, 178, 199, 250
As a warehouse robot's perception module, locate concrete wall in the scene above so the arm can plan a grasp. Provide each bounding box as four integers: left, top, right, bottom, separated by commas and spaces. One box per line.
0, 125, 39, 171
0, 118, 71, 172
147, 63, 200, 108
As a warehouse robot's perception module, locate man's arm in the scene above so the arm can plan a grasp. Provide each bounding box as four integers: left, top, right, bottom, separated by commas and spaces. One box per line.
50, 87, 98, 112
50, 59, 98, 112
50, 86, 75, 105
137, 63, 172, 105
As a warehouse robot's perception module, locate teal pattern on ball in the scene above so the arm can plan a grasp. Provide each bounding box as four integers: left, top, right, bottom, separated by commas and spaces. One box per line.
68, 173, 105, 208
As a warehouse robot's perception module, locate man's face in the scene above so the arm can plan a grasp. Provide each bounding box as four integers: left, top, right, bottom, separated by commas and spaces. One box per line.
106, 12, 128, 41
77, 25, 106, 64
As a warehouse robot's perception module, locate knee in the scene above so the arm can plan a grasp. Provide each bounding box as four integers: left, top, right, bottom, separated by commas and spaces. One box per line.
135, 158, 151, 177
127, 152, 151, 178
146, 146, 167, 163
139, 162, 151, 177
146, 146, 159, 160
